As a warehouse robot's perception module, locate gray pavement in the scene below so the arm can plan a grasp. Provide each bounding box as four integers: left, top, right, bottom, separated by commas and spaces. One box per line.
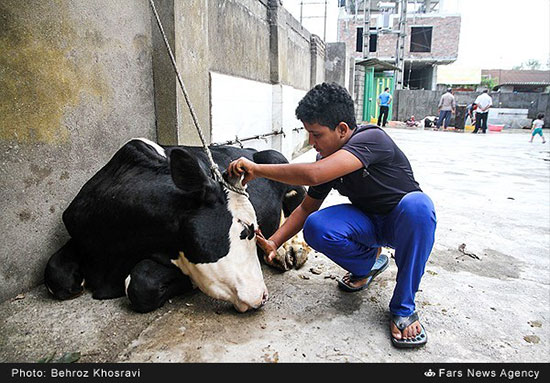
1, 127, 548, 363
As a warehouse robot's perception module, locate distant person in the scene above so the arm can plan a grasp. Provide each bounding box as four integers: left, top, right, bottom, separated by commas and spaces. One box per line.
465, 102, 477, 127
436, 88, 455, 130
377, 88, 392, 127
529, 113, 546, 143
473, 90, 492, 134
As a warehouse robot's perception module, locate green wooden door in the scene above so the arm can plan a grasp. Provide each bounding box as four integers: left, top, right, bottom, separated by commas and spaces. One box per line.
362, 67, 374, 123
363, 69, 394, 124
372, 75, 394, 123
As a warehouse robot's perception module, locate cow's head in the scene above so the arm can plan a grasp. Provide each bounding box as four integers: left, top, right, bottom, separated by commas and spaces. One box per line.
168, 148, 268, 312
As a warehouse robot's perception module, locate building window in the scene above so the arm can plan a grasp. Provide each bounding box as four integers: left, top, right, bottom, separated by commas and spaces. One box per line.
369, 28, 377, 52
410, 26, 432, 52
356, 27, 378, 53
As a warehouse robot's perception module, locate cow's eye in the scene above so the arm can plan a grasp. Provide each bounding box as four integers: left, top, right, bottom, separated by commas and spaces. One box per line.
238, 220, 255, 240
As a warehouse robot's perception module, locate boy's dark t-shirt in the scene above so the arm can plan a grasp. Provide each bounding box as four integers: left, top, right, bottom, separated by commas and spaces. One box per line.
307, 125, 421, 214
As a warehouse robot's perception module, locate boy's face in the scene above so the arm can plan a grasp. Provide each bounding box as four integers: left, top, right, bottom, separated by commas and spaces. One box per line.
304, 122, 346, 158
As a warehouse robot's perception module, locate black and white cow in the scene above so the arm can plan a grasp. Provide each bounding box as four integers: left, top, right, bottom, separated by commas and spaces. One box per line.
44, 138, 306, 313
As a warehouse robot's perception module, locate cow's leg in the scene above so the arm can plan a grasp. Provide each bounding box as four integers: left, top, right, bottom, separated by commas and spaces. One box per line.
266, 213, 310, 271
125, 258, 193, 313
44, 239, 84, 300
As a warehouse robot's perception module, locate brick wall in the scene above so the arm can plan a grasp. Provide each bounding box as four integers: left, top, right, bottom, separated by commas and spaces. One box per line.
338, 14, 460, 63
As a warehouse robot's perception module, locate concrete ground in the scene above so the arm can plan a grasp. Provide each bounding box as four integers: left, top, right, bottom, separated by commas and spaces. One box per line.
1, 127, 548, 363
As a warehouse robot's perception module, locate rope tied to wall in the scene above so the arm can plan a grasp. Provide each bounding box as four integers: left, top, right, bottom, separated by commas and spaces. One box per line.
212, 129, 287, 148
148, 0, 248, 197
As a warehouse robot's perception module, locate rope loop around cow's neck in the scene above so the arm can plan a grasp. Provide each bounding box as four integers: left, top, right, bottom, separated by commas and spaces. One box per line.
211, 166, 249, 198
149, 0, 249, 198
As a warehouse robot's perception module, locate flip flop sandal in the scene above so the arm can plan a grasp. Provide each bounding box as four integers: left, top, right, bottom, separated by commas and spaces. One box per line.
337, 254, 389, 292
391, 312, 427, 348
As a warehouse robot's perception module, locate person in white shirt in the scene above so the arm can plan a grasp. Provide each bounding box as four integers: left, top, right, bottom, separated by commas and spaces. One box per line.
529, 113, 546, 143
473, 90, 492, 134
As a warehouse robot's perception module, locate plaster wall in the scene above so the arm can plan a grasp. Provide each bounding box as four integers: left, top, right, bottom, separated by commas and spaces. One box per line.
0, 0, 156, 302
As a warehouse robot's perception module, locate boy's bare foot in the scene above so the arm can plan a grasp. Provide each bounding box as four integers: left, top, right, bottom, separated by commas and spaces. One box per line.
340, 273, 369, 289
391, 320, 422, 340
390, 312, 427, 348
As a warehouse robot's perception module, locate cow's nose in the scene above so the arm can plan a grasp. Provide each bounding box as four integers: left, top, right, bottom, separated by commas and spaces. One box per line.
261, 290, 269, 306
235, 290, 268, 312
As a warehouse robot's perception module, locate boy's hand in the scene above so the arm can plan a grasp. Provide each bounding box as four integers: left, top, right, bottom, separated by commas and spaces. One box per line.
255, 229, 281, 268
227, 157, 257, 185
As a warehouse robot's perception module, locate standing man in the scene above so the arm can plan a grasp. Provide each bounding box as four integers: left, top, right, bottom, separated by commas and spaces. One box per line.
473, 89, 493, 134
436, 88, 455, 130
228, 83, 437, 348
377, 87, 392, 127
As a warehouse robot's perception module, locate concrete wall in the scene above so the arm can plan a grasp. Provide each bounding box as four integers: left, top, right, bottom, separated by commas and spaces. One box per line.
276, 2, 314, 89
392, 90, 550, 127
353, 66, 366, 123
0, 0, 156, 302
210, 72, 274, 146
325, 42, 348, 88
310, 35, 326, 88
0, 0, 330, 302
205, 0, 326, 159
153, 0, 325, 158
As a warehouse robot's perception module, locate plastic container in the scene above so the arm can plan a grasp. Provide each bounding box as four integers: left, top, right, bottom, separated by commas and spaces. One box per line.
488, 124, 504, 132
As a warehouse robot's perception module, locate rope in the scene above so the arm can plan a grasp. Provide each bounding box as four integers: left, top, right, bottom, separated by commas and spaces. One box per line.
212, 129, 286, 148
148, 0, 248, 197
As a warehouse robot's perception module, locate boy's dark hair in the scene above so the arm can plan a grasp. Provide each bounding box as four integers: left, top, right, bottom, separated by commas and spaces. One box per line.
295, 82, 357, 130
537, 113, 545, 119
384, 87, 389, 91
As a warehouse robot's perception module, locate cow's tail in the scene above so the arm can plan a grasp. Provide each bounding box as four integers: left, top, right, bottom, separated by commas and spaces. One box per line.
282, 185, 306, 218
44, 239, 84, 300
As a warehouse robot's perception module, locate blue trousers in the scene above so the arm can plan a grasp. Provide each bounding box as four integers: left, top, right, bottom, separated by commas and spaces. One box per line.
303, 191, 436, 317
436, 110, 452, 128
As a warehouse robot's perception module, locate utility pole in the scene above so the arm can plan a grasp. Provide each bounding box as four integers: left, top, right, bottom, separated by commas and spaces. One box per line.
362, 0, 371, 58
324, 0, 327, 42
299, 0, 328, 41
395, 0, 407, 89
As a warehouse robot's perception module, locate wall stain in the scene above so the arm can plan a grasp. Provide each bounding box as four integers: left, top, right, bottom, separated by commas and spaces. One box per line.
0, 1, 111, 145
23, 164, 53, 187
18, 210, 31, 222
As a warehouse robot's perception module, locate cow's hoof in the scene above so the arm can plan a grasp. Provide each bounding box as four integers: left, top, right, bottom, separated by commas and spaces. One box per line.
271, 241, 309, 271
46, 283, 84, 301
293, 246, 308, 269
271, 248, 291, 271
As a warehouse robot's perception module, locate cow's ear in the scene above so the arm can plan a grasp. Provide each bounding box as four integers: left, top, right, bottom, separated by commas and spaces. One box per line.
169, 149, 220, 203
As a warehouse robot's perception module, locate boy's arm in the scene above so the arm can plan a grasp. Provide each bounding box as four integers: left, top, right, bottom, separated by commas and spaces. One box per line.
257, 195, 323, 266
228, 149, 363, 187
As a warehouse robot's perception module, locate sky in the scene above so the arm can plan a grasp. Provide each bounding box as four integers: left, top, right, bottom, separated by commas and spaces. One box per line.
282, 0, 550, 70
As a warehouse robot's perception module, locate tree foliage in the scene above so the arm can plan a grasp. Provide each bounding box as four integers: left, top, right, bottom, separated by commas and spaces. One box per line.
513, 59, 543, 70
